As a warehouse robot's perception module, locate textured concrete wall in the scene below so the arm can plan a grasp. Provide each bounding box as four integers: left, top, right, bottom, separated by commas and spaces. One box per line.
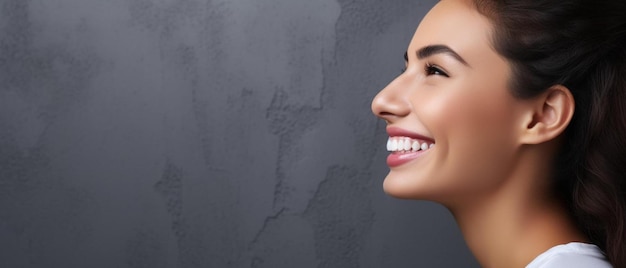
0, 0, 479, 267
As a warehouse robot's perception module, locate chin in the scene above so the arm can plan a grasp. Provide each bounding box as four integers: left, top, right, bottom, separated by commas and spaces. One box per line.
382, 171, 462, 203
382, 174, 430, 200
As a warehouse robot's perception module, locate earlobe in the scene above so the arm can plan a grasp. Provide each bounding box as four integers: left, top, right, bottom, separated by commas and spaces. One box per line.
520, 85, 575, 145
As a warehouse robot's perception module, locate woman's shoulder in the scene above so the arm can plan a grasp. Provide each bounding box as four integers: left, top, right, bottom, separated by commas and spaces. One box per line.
526, 242, 612, 268
525, 243, 611, 268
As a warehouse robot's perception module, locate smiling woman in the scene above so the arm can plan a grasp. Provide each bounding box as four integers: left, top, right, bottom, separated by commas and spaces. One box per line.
372, 0, 626, 267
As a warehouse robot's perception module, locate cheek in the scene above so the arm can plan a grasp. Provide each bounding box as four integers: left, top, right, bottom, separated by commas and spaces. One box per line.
422, 83, 516, 140
417, 82, 520, 192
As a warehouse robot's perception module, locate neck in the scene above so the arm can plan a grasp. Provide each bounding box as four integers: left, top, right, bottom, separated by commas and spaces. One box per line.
448, 148, 587, 268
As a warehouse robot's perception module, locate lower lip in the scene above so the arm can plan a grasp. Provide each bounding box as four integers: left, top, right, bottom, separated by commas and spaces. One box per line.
386, 150, 429, 167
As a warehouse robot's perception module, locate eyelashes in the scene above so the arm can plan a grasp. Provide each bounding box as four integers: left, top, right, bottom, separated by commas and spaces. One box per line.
400, 63, 449, 77
425, 63, 448, 77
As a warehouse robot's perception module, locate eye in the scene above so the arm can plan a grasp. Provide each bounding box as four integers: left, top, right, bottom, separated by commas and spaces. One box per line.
425, 63, 449, 77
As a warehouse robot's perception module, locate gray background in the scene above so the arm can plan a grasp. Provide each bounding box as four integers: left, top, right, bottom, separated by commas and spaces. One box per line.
0, 0, 479, 267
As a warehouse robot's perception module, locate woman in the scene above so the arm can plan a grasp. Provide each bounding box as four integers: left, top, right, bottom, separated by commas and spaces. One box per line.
371, 0, 626, 267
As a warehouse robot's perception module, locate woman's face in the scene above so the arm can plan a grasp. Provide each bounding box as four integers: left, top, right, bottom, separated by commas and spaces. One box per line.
372, 0, 528, 205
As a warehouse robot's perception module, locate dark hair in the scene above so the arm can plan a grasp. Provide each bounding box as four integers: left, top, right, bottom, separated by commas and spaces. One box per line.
472, 0, 626, 267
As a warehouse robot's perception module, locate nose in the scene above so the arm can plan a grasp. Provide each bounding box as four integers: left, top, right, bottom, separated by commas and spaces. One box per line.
371, 77, 411, 122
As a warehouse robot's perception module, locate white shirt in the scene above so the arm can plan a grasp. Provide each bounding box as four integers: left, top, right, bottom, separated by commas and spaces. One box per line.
526, 242, 612, 268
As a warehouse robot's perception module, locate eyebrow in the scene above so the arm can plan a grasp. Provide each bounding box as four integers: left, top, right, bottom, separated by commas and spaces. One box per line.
406, 45, 470, 67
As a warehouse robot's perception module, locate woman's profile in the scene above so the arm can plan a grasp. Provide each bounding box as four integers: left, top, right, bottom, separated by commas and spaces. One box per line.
371, 0, 625, 267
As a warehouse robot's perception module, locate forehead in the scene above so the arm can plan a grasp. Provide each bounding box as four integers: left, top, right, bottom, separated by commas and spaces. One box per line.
409, 0, 495, 62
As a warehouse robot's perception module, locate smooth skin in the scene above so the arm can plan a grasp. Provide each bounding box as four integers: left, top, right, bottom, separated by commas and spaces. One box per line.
371, 0, 587, 267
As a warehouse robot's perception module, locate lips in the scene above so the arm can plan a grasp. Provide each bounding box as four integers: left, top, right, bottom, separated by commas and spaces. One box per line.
385, 127, 435, 167
386, 127, 435, 143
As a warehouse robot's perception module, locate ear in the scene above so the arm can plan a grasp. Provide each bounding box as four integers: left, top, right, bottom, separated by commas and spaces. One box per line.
519, 85, 575, 145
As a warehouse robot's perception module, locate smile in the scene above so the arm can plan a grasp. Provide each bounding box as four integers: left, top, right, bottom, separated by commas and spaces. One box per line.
385, 136, 435, 167
387, 136, 435, 153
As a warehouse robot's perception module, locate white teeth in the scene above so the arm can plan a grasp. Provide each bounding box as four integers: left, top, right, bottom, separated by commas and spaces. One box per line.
403, 139, 411, 151
411, 141, 420, 151
386, 137, 435, 152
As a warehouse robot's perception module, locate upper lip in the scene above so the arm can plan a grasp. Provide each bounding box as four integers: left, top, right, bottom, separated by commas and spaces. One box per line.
386, 127, 435, 143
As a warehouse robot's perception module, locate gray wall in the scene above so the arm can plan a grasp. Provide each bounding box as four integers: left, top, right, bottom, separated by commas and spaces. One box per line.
0, 0, 479, 267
